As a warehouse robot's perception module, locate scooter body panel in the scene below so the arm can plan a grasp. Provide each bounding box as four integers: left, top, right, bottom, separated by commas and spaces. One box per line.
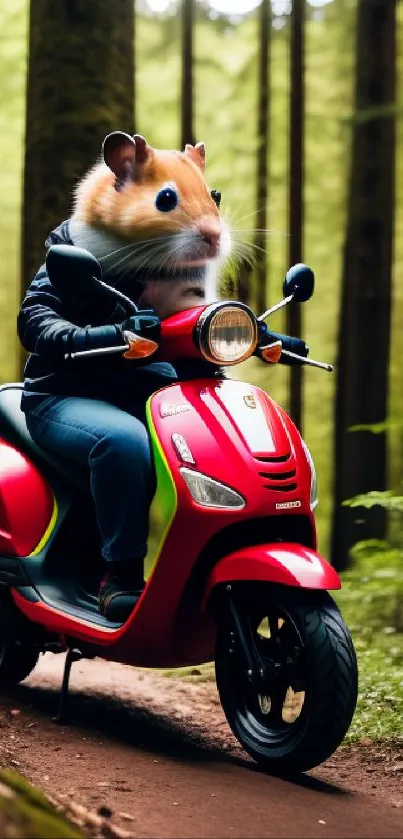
9, 378, 321, 668
0, 438, 55, 557
204, 542, 341, 602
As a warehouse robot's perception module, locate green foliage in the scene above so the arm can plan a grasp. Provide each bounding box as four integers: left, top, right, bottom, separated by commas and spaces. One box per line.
0, 769, 83, 838
0, 0, 400, 759
0, 0, 361, 551
0, 0, 28, 382
335, 538, 403, 741
350, 419, 403, 434
343, 491, 403, 513
0, 0, 401, 555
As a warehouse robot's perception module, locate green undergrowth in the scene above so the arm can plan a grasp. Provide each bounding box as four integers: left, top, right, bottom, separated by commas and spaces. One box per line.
335, 539, 403, 743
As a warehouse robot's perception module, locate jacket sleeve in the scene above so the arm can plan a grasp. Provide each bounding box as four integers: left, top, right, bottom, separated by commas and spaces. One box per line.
17, 225, 123, 359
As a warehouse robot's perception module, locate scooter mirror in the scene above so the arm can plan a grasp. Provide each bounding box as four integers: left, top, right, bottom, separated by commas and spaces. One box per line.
283, 263, 315, 303
46, 244, 102, 293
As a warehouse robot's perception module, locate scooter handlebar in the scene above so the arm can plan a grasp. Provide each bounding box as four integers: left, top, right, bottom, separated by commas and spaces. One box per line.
262, 328, 309, 363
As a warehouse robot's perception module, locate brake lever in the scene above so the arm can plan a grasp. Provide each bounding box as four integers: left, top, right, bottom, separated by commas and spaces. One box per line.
280, 349, 333, 372
64, 331, 158, 361
65, 345, 129, 360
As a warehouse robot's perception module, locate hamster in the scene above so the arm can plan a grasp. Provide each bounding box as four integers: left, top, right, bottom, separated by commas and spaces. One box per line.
68, 132, 231, 320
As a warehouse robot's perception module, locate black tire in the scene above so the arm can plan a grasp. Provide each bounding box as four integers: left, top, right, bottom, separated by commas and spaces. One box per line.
0, 640, 39, 686
0, 600, 39, 686
215, 585, 358, 773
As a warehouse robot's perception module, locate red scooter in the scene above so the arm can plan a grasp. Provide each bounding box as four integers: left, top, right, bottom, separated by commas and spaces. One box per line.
0, 246, 357, 773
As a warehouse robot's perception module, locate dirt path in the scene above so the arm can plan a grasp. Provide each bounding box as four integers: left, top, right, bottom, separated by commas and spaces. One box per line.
0, 654, 402, 839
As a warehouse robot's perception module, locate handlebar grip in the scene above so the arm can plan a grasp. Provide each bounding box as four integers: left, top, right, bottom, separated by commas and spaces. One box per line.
258, 326, 309, 365
268, 331, 308, 356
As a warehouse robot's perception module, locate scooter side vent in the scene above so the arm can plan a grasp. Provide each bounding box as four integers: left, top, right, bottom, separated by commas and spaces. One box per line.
258, 470, 296, 481
257, 463, 297, 492
262, 482, 298, 492
254, 454, 290, 463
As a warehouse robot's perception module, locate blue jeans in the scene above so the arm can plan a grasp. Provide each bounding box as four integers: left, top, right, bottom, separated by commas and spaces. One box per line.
25, 394, 156, 569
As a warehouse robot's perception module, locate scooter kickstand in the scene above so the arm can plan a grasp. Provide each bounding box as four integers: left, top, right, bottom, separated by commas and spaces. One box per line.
52, 648, 83, 725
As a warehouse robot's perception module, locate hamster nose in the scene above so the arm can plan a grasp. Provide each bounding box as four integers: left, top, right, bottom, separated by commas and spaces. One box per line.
198, 219, 221, 249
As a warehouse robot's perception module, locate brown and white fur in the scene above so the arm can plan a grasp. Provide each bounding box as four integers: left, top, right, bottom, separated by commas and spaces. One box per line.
69, 132, 231, 320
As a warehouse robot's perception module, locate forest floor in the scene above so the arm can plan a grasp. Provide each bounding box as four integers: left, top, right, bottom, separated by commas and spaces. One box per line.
0, 654, 402, 839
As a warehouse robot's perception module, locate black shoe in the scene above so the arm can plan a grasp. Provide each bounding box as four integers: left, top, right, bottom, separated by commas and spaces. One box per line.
99, 572, 145, 622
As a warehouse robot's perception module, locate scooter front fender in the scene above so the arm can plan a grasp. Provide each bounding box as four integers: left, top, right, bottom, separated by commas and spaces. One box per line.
205, 542, 341, 606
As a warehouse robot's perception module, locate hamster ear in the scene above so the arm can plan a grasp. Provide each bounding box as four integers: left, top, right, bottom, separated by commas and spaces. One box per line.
102, 131, 151, 182
184, 141, 206, 171
132, 134, 150, 164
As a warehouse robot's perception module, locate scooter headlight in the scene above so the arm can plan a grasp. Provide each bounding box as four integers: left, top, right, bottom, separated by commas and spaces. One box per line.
195, 302, 258, 366
302, 441, 318, 511
180, 467, 246, 509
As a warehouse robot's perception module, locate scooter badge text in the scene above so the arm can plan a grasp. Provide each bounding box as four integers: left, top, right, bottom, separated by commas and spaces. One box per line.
275, 500, 302, 510
160, 403, 191, 418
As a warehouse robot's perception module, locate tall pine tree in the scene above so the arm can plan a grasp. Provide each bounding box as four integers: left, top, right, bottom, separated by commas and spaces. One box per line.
331, 0, 397, 569
21, 0, 135, 299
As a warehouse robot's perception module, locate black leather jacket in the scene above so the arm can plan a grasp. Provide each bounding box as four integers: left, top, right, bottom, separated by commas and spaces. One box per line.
18, 222, 179, 411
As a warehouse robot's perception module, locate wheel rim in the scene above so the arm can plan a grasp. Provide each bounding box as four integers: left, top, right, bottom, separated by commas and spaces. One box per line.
227, 603, 309, 754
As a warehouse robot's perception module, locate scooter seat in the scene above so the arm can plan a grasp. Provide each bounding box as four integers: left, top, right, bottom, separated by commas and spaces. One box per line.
0, 384, 87, 488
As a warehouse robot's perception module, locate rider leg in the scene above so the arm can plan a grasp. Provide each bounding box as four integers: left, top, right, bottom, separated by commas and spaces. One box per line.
25, 395, 154, 621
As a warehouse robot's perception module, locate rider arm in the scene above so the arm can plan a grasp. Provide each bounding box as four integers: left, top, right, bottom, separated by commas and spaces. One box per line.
17, 266, 124, 359
18, 225, 160, 360
18, 223, 124, 360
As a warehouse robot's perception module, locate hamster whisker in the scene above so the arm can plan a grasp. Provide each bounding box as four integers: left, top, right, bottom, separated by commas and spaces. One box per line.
222, 208, 259, 229
101, 238, 174, 274
100, 235, 175, 264
167, 231, 196, 264
233, 242, 267, 258
225, 250, 255, 272
100, 225, 226, 280
229, 239, 263, 259
231, 227, 289, 238
128, 242, 182, 275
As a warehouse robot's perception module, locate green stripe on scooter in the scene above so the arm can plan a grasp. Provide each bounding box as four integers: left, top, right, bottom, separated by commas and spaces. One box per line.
144, 397, 178, 580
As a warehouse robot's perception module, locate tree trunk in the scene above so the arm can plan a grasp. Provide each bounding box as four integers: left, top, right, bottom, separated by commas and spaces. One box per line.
330, 0, 396, 569
181, 0, 195, 148
286, 0, 305, 431
21, 0, 134, 299
255, 0, 271, 315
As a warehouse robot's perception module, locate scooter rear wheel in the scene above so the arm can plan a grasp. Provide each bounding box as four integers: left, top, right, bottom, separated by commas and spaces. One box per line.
0, 642, 39, 686
215, 585, 358, 773
0, 603, 39, 686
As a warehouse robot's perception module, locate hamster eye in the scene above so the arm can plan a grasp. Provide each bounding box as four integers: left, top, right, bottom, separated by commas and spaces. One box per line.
155, 187, 179, 212
211, 190, 221, 208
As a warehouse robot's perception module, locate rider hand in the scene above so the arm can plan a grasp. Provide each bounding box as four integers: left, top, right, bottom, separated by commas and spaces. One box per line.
119, 308, 161, 359
256, 322, 309, 365
64, 308, 161, 357
120, 309, 161, 344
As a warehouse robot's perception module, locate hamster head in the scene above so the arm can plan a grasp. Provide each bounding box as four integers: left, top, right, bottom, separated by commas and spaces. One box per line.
72, 132, 231, 318
73, 131, 231, 276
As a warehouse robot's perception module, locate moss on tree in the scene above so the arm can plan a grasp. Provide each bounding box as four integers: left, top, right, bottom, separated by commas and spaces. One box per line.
0, 769, 83, 838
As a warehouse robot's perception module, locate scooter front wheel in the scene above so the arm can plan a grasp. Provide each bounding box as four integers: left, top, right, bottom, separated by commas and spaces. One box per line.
214, 585, 358, 773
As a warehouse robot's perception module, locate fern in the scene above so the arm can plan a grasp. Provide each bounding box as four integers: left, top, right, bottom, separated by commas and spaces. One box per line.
343, 490, 403, 513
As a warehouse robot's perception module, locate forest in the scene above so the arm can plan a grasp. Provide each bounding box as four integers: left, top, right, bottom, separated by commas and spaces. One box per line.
2, 0, 403, 554
0, 0, 402, 834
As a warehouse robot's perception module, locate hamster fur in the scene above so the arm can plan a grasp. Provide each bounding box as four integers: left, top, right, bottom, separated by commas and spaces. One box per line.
69, 132, 231, 319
